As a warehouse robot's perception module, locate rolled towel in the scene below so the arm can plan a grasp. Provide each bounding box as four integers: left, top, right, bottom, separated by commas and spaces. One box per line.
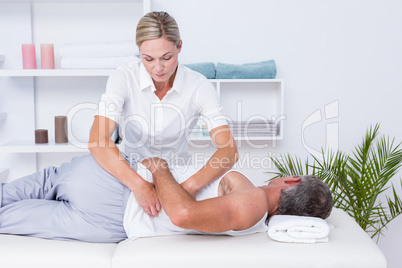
60, 56, 138, 69
184, 62, 216, 79
267, 215, 330, 244
216, 60, 276, 79
59, 40, 138, 58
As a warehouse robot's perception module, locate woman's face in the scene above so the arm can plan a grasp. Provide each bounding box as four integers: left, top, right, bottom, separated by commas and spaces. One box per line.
139, 37, 182, 84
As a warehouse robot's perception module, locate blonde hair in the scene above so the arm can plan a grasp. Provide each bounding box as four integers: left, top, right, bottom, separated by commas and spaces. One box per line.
136, 11, 181, 48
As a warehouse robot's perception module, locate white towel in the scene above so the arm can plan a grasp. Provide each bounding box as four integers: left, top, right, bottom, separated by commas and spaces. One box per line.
59, 40, 139, 58
60, 56, 138, 69
268, 215, 330, 244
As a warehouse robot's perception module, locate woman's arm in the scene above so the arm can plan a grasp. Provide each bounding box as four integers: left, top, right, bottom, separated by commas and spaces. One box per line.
181, 125, 238, 198
88, 115, 161, 217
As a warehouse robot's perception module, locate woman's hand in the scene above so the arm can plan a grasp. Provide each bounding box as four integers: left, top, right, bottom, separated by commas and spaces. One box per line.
136, 157, 170, 217
132, 179, 161, 218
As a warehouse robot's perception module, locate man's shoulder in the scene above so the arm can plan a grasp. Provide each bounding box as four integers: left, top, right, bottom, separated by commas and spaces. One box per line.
218, 171, 268, 231
219, 170, 258, 196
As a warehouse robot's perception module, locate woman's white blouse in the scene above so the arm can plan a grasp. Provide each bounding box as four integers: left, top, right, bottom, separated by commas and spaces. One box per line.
97, 60, 227, 163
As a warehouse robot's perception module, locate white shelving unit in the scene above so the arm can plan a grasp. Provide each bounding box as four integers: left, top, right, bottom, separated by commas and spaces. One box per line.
0, 72, 283, 153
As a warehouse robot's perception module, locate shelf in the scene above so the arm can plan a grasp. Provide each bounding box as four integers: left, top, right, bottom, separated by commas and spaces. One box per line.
0, 168, 9, 181
0, 134, 282, 154
0, 70, 283, 82
0, 140, 89, 153
0, 67, 283, 153
0, 69, 113, 77
212, 79, 283, 83
0, 112, 6, 121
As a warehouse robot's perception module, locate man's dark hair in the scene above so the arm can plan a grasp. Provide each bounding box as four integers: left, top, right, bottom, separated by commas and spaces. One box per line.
277, 175, 333, 219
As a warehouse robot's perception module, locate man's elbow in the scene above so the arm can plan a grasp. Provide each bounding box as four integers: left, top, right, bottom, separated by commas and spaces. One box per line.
169, 206, 193, 229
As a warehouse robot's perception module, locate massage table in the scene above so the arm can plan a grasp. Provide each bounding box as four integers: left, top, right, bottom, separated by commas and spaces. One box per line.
0, 207, 386, 268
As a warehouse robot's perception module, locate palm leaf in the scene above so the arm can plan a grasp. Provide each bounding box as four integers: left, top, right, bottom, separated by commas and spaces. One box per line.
270, 124, 402, 241
269, 154, 313, 179
371, 181, 402, 239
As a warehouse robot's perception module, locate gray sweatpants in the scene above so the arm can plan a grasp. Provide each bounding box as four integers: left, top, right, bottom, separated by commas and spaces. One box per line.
0, 154, 133, 243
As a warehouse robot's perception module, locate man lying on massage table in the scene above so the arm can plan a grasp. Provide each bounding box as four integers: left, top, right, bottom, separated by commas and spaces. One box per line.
0, 154, 332, 243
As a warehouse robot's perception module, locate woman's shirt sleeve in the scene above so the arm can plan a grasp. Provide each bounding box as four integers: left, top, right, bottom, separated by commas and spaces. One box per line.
196, 80, 228, 131
96, 68, 128, 123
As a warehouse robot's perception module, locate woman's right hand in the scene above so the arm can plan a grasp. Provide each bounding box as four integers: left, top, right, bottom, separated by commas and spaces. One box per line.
131, 180, 161, 218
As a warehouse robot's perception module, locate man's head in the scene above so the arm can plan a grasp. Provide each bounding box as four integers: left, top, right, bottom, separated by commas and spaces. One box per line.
276, 175, 333, 219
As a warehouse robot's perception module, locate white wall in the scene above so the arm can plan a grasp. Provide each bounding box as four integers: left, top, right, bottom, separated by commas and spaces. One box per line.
152, 0, 402, 266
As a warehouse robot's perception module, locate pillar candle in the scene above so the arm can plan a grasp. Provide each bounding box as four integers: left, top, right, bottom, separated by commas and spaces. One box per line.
41, 44, 55, 69
55, 116, 68, 143
35, 129, 48, 144
22, 44, 37, 69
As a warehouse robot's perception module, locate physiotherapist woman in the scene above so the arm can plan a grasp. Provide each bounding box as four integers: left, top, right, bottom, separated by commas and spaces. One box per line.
88, 12, 238, 218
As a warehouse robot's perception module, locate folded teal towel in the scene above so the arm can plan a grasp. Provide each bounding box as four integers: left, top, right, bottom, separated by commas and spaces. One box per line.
216, 60, 276, 79
185, 62, 216, 79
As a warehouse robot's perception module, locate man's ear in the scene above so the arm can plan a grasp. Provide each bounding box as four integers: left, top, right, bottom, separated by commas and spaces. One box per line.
284, 177, 301, 186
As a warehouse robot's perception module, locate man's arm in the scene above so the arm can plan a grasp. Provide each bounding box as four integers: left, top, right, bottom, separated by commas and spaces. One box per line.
142, 158, 267, 233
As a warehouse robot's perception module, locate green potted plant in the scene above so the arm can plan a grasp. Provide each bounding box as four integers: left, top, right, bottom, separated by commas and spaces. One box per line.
270, 124, 402, 241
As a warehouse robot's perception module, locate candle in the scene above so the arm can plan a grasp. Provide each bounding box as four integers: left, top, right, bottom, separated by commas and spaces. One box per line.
35, 129, 48, 144
22, 44, 37, 69
41, 44, 55, 69
55, 116, 68, 143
